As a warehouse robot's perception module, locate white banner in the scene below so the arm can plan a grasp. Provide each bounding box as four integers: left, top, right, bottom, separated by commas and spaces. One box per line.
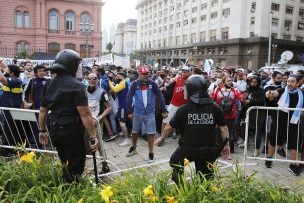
113, 55, 130, 68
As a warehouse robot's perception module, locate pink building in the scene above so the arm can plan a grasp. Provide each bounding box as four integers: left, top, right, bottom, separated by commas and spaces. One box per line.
0, 0, 104, 59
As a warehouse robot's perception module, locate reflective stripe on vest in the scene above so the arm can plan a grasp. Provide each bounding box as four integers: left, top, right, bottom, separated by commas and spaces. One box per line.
2, 85, 23, 93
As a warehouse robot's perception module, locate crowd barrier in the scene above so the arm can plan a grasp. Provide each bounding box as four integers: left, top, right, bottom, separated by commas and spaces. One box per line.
243, 106, 304, 174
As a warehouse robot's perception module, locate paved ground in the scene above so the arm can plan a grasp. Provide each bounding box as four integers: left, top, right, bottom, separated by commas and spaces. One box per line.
85, 134, 304, 190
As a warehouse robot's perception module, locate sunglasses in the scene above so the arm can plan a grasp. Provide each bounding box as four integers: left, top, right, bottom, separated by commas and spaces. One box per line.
88, 77, 97, 80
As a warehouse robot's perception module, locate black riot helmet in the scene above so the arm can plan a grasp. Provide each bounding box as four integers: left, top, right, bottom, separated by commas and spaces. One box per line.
185, 75, 211, 104
47, 49, 82, 76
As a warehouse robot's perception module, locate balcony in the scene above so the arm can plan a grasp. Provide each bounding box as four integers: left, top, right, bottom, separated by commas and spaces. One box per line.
48, 30, 60, 34
65, 31, 76, 35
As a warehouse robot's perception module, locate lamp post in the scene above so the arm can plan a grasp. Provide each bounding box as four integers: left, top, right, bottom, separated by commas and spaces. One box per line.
267, 11, 273, 66
272, 44, 277, 64
80, 22, 95, 58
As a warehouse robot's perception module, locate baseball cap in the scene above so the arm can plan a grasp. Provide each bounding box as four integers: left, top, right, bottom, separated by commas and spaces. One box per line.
182, 66, 191, 72
139, 66, 149, 75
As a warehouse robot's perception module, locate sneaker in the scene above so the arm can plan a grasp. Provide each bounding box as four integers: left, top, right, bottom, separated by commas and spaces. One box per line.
119, 138, 131, 146
253, 149, 259, 157
237, 137, 244, 145
104, 134, 119, 142
277, 148, 287, 157
288, 164, 300, 176
265, 160, 272, 168
148, 153, 155, 164
126, 146, 138, 157
172, 132, 177, 139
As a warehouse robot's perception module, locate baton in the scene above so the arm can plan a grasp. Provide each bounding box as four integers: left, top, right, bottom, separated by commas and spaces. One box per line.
90, 138, 98, 184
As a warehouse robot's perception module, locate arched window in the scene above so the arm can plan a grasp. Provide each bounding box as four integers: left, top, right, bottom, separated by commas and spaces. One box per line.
24, 11, 30, 28
64, 43, 76, 51
16, 41, 30, 52
49, 9, 59, 30
16, 10, 22, 28
80, 12, 90, 32
65, 11, 75, 31
48, 43, 60, 54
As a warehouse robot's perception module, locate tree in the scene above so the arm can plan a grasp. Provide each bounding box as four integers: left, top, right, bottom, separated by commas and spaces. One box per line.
106, 42, 113, 53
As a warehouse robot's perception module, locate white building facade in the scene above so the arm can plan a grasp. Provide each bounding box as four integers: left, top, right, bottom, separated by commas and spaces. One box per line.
113, 19, 137, 55
136, 0, 304, 69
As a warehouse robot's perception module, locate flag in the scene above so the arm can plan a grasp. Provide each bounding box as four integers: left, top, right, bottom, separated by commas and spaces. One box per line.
204, 59, 211, 75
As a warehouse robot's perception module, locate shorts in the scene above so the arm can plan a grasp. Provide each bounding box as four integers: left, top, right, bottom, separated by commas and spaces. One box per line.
163, 104, 179, 124
132, 113, 156, 135
118, 108, 128, 123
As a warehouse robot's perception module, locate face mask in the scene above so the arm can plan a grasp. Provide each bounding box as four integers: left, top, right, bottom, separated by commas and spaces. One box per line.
216, 79, 221, 84
224, 84, 231, 89
274, 81, 281, 85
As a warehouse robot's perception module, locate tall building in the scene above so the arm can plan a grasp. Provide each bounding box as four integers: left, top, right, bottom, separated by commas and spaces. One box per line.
0, 0, 104, 59
136, 0, 304, 69
113, 19, 137, 55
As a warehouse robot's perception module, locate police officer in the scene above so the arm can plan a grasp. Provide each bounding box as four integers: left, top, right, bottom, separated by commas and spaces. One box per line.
155, 75, 230, 184
38, 49, 98, 183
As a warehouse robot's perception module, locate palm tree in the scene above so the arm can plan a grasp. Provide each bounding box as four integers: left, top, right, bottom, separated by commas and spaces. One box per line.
106, 42, 113, 53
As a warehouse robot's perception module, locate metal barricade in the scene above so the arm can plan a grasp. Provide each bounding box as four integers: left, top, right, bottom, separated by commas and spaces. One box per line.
243, 106, 304, 174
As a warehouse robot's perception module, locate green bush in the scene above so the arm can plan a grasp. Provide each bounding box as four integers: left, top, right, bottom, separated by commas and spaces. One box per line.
0, 153, 303, 203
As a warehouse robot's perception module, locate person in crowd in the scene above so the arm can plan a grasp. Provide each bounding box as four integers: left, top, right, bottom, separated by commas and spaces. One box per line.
38, 49, 98, 183
211, 75, 241, 155
208, 72, 223, 95
108, 71, 130, 146
81, 70, 90, 88
260, 71, 271, 87
158, 66, 191, 146
155, 75, 230, 185
282, 72, 290, 88
126, 66, 167, 163
265, 75, 304, 176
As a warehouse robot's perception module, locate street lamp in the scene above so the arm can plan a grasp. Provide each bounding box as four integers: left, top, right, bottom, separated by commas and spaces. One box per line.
267, 11, 273, 66
80, 22, 95, 58
272, 44, 277, 64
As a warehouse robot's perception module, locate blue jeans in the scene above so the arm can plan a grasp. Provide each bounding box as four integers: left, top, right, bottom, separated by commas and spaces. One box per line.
108, 110, 117, 134
132, 113, 156, 135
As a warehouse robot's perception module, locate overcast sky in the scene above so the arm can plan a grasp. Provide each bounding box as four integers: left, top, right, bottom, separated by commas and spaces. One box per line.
102, 0, 138, 30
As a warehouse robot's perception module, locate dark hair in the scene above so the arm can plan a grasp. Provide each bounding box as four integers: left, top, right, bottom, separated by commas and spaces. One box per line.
34, 65, 46, 74
289, 74, 300, 82
271, 71, 282, 78
296, 70, 304, 75
82, 70, 90, 76
283, 71, 290, 77
8, 64, 21, 77
96, 67, 105, 76
193, 67, 202, 75
249, 75, 261, 87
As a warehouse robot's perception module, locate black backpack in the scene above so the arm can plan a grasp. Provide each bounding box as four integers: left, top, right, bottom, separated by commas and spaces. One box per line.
219, 90, 233, 115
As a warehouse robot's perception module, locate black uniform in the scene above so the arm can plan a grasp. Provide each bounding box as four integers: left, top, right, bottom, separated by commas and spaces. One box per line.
41, 73, 88, 182
169, 100, 226, 182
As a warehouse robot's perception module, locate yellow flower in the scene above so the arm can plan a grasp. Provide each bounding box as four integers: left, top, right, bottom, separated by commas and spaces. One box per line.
207, 162, 214, 171
184, 158, 190, 166
100, 186, 113, 203
166, 196, 176, 203
18, 151, 35, 164
143, 185, 154, 196
77, 198, 83, 203
210, 185, 218, 192
149, 196, 159, 201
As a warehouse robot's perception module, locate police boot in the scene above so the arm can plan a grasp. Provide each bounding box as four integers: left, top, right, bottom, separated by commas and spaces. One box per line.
99, 161, 110, 175
230, 141, 234, 153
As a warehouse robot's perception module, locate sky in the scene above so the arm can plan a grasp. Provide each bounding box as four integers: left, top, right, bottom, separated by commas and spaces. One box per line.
102, 0, 138, 30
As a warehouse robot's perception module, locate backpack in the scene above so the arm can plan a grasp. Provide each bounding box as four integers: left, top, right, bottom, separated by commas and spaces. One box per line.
219, 90, 233, 115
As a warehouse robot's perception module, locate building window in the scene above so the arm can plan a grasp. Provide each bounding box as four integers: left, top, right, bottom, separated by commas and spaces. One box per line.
250, 17, 255, 25
183, 35, 187, 44
65, 11, 75, 31
210, 29, 216, 41
192, 17, 197, 24
300, 9, 304, 17
286, 6, 293, 14
296, 36, 303, 42
183, 20, 188, 25
64, 43, 76, 50
211, 0, 218, 7
80, 12, 91, 32
251, 2, 256, 11
49, 9, 59, 31
184, 0, 189, 5
200, 31, 206, 42
176, 22, 181, 28
24, 11, 30, 28
298, 22, 304, 30
222, 28, 229, 39
48, 43, 60, 53
201, 3, 207, 10
272, 18, 279, 26
184, 10, 189, 17
192, 6, 197, 13
284, 20, 292, 30
201, 15, 207, 21
283, 35, 291, 40
16, 11, 23, 28
211, 12, 218, 19
271, 33, 278, 39
222, 8, 230, 18
170, 24, 174, 29
176, 36, 180, 45
177, 12, 181, 19
16, 42, 30, 52
250, 32, 255, 37
219, 47, 228, 54
271, 3, 280, 11
191, 33, 196, 43
177, 3, 181, 10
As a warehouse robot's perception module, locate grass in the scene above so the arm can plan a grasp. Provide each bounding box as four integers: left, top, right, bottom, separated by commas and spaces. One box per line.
0, 152, 303, 203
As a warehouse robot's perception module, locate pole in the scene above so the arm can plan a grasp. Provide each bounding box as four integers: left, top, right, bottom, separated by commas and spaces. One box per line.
267, 12, 273, 66
86, 34, 89, 58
